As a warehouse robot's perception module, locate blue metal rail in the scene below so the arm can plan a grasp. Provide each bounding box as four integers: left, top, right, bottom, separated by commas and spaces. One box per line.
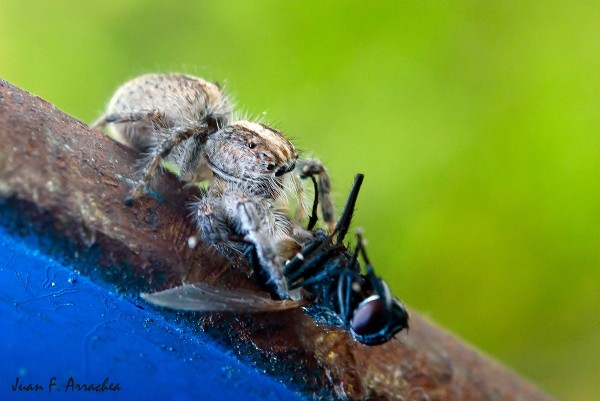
0, 227, 303, 401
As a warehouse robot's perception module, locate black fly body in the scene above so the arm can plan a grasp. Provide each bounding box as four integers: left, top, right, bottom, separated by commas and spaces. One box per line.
284, 174, 409, 345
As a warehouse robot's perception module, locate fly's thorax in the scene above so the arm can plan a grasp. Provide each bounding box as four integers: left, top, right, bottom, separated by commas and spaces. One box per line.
204, 121, 298, 197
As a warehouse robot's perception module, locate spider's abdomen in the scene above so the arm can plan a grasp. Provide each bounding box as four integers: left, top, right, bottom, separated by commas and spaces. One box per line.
105, 73, 232, 151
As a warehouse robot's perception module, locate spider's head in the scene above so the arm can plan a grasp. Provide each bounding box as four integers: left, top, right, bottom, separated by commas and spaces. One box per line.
205, 121, 298, 196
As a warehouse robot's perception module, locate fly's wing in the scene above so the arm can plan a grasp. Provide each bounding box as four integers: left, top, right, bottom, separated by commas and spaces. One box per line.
141, 282, 302, 312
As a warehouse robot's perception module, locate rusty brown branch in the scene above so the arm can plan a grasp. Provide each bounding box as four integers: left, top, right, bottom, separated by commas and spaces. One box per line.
0, 79, 556, 401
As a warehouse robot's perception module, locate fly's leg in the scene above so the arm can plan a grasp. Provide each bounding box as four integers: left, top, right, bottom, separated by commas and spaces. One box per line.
357, 232, 393, 308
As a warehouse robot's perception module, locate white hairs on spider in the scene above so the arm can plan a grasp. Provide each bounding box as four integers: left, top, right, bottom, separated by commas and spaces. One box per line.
93, 72, 335, 297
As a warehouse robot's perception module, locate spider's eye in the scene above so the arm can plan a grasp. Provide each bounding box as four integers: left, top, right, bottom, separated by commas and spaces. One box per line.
248, 142, 257, 149
266, 163, 276, 171
350, 295, 387, 336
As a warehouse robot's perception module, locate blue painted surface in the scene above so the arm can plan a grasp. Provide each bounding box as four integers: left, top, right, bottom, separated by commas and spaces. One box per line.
0, 227, 303, 401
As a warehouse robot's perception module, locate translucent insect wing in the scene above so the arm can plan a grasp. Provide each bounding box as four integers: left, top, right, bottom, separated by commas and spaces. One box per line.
141, 282, 302, 312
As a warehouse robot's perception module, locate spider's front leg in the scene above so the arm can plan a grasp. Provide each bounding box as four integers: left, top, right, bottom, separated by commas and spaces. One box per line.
193, 189, 301, 298
192, 192, 254, 278
224, 192, 302, 298
295, 159, 335, 232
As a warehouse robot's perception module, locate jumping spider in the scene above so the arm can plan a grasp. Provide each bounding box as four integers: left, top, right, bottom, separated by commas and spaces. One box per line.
93, 73, 334, 297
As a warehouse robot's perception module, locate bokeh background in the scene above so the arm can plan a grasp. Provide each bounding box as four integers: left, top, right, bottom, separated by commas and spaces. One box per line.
1, 1, 598, 400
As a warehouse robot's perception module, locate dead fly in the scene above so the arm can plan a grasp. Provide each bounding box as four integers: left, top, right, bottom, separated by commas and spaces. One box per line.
284, 174, 409, 345
142, 174, 409, 345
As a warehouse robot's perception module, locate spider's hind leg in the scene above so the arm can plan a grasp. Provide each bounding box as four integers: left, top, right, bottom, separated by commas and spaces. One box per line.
94, 109, 210, 204
126, 124, 208, 203
92, 110, 174, 152
91, 110, 166, 129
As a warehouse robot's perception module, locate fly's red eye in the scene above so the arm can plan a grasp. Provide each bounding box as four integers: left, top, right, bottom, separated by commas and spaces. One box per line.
350, 296, 387, 336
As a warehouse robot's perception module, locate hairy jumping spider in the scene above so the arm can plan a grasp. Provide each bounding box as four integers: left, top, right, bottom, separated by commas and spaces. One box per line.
93, 73, 334, 296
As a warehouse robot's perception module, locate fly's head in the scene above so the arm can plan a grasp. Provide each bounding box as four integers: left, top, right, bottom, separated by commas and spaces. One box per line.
349, 278, 409, 346
348, 236, 409, 346
204, 121, 297, 198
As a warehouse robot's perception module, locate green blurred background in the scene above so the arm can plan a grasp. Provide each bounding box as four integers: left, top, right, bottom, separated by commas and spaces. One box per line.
1, 1, 598, 399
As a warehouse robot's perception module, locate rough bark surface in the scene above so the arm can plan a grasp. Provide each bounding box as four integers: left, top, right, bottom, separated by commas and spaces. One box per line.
0, 79, 556, 401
